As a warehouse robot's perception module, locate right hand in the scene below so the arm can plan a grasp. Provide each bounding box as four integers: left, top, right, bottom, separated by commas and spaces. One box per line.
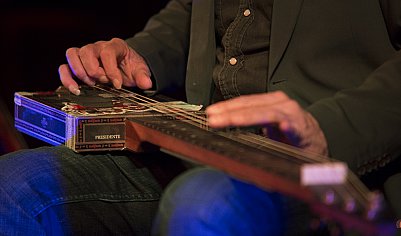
59, 38, 152, 95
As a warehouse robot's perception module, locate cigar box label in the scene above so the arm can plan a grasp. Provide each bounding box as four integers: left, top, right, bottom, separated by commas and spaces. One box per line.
14, 84, 203, 152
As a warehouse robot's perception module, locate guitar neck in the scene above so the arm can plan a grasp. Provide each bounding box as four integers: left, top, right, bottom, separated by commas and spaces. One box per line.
125, 114, 393, 235
127, 115, 310, 199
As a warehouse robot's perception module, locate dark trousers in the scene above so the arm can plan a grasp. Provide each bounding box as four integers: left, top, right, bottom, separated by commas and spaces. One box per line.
0, 146, 184, 235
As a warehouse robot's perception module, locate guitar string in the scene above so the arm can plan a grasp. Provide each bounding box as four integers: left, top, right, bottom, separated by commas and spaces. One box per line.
112, 88, 329, 163
217, 133, 304, 178
234, 132, 326, 163
233, 128, 372, 207
100, 86, 371, 200
96, 85, 208, 125
233, 131, 370, 205
229, 118, 371, 204
95, 85, 372, 206
103, 87, 371, 198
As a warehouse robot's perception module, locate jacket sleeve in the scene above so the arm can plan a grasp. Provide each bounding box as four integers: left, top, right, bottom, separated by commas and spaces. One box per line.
306, 1, 401, 174
125, 0, 192, 94
307, 50, 401, 174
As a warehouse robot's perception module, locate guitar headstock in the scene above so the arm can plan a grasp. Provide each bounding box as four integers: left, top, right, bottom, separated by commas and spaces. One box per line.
301, 162, 393, 235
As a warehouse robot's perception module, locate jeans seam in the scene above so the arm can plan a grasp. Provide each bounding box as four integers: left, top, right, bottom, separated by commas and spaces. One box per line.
31, 192, 160, 217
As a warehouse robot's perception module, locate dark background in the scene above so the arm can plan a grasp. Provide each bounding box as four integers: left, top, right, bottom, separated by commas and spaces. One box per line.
0, 0, 169, 151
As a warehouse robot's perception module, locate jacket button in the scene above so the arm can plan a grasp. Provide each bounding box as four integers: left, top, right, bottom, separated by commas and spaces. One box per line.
243, 9, 251, 17
229, 57, 238, 65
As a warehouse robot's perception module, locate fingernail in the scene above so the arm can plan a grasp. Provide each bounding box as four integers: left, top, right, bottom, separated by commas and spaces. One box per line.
99, 76, 108, 83
69, 85, 80, 96
113, 79, 122, 89
84, 77, 96, 86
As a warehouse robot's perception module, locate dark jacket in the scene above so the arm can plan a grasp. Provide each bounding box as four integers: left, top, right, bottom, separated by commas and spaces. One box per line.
126, 1, 401, 218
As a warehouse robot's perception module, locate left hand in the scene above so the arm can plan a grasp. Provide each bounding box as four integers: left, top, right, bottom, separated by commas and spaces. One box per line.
206, 91, 328, 156
59, 38, 152, 95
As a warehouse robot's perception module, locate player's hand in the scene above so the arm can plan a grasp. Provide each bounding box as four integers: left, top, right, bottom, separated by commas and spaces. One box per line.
206, 91, 328, 155
58, 38, 152, 95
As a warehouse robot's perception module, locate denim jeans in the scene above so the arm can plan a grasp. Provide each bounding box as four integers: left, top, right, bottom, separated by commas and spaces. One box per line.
153, 167, 313, 236
1, 146, 312, 235
0, 145, 183, 235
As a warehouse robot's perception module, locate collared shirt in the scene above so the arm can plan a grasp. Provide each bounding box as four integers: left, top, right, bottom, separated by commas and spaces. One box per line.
212, 0, 274, 103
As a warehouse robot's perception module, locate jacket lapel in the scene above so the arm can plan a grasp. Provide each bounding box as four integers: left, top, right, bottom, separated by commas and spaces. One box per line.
186, 0, 216, 106
268, 0, 305, 80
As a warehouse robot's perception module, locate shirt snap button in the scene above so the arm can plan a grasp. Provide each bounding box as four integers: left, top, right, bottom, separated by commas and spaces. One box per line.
229, 57, 238, 65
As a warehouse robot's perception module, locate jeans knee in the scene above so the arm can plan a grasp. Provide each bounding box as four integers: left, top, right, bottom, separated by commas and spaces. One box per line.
0, 146, 74, 214
161, 167, 231, 212
154, 167, 286, 236
0, 146, 68, 184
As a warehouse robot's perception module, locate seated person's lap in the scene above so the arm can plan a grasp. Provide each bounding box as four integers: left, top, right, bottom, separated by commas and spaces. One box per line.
0, 146, 184, 235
